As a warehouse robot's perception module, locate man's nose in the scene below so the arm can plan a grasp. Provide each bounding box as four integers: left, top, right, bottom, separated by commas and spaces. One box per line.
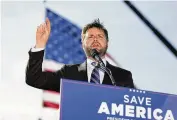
93, 36, 98, 41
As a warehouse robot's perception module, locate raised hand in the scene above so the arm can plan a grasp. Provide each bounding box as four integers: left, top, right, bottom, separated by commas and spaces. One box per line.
35, 18, 51, 48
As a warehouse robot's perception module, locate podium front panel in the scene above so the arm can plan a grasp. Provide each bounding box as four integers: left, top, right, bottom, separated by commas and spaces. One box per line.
60, 79, 177, 120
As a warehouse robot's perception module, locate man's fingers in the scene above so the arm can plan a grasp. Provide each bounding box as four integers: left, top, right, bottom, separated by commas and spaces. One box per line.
37, 26, 40, 32
36, 19, 50, 35
37, 25, 42, 33
42, 23, 45, 32
37, 25, 43, 35
46, 18, 51, 32
44, 23, 49, 33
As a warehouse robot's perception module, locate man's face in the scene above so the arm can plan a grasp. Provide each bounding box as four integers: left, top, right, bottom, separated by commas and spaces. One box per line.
82, 27, 108, 58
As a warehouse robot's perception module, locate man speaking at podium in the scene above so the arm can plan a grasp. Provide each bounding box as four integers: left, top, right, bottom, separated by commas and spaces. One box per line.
26, 18, 135, 92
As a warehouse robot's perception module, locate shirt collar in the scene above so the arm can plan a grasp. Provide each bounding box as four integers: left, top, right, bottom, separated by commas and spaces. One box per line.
87, 57, 106, 67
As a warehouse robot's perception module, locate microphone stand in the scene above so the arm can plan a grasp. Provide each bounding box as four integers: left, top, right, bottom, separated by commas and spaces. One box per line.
93, 62, 117, 86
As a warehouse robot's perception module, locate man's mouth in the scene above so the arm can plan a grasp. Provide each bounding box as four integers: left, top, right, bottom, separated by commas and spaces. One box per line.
91, 43, 101, 48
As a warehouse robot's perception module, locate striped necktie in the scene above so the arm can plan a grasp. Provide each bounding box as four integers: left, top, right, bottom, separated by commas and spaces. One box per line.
90, 66, 100, 84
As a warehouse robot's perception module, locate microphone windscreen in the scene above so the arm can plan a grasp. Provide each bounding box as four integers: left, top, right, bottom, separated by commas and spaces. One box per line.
90, 49, 99, 58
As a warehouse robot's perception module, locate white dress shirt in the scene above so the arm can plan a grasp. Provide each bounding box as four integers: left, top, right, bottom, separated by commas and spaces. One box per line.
31, 47, 45, 52
31, 47, 106, 84
87, 58, 106, 84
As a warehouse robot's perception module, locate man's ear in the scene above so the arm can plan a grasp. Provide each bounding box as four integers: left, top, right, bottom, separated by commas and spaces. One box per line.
81, 34, 84, 42
81, 36, 84, 46
81, 40, 85, 52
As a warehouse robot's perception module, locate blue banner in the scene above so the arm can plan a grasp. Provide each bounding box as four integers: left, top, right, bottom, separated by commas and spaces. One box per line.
60, 79, 177, 120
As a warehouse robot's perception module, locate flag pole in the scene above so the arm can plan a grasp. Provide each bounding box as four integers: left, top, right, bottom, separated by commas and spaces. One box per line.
43, 0, 47, 20
124, 1, 177, 58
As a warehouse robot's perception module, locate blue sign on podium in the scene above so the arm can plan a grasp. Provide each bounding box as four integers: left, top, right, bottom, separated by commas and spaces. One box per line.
59, 79, 177, 120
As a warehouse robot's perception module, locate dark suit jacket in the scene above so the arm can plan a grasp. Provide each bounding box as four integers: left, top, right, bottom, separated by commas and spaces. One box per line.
26, 50, 135, 92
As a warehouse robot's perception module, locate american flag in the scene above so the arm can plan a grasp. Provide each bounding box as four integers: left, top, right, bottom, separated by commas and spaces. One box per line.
42, 8, 118, 110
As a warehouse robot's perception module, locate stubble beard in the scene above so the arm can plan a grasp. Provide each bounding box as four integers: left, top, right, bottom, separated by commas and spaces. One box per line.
83, 45, 108, 58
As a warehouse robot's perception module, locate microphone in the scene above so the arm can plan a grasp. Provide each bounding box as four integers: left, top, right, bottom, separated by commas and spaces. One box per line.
90, 49, 116, 86
90, 49, 105, 67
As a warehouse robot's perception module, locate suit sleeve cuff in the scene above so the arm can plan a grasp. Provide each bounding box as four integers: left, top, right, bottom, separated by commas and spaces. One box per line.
28, 48, 45, 60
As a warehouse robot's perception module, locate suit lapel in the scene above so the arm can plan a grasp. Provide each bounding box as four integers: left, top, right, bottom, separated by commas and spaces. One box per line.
102, 61, 113, 85
78, 61, 88, 82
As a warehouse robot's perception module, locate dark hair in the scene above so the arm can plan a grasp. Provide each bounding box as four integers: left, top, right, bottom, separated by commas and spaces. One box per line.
81, 19, 109, 41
